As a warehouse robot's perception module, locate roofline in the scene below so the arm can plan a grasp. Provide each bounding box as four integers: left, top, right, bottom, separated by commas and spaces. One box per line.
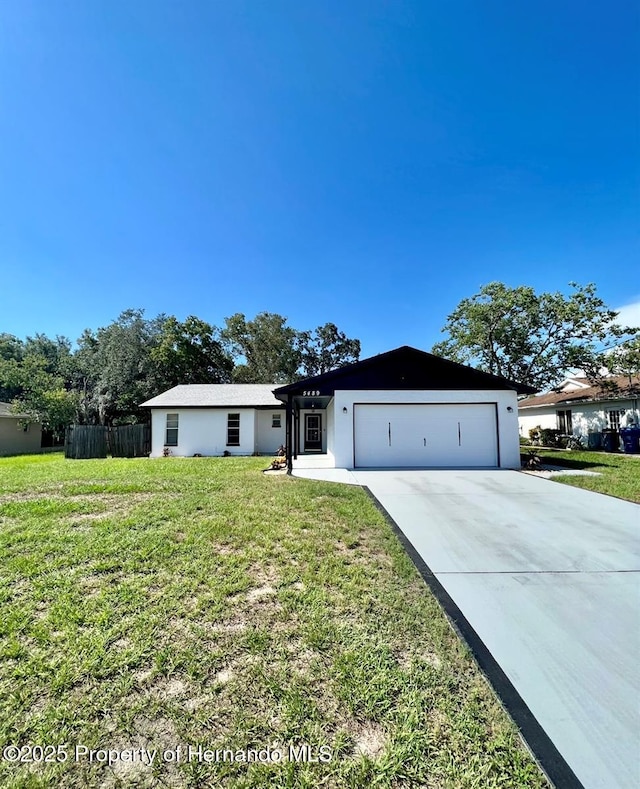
273, 345, 536, 398
519, 395, 639, 410
141, 404, 285, 410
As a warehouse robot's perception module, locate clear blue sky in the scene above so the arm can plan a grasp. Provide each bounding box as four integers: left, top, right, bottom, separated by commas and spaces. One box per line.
1, 1, 638, 358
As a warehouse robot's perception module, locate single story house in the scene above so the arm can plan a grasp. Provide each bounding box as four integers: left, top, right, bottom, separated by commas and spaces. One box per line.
518, 375, 640, 446
142, 346, 535, 470
141, 384, 286, 458
0, 402, 43, 456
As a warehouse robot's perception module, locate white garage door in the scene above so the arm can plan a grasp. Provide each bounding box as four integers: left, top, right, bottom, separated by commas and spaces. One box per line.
354, 403, 498, 468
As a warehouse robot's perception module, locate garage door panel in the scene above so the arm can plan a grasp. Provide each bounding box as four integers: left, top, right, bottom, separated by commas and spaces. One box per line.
354, 404, 497, 468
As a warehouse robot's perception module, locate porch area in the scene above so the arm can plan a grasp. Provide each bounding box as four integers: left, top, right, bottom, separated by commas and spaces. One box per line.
291, 454, 359, 485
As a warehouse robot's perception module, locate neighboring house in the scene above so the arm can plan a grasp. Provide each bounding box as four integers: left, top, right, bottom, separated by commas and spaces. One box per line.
518, 375, 640, 443
143, 346, 535, 469
141, 385, 286, 458
0, 402, 42, 456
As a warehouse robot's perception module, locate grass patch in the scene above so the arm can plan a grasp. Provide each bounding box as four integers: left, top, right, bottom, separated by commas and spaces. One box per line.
0, 453, 547, 787
536, 449, 640, 503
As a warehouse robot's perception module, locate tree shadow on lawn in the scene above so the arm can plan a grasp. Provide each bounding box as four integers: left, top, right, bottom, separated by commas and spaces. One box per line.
536, 452, 622, 471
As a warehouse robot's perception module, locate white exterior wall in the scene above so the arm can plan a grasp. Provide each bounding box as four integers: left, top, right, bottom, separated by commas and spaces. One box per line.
331, 389, 521, 469
518, 409, 558, 437
150, 408, 257, 457
255, 410, 286, 455
519, 400, 639, 440
325, 399, 335, 462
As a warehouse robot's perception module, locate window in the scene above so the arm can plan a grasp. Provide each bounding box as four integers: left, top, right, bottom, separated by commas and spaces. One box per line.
272, 413, 281, 429
227, 413, 240, 446
165, 413, 179, 446
556, 409, 573, 434
607, 409, 625, 430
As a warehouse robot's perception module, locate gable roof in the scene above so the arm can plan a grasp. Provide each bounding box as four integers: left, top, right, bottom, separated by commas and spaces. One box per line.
273, 346, 536, 398
141, 384, 284, 409
518, 375, 640, 409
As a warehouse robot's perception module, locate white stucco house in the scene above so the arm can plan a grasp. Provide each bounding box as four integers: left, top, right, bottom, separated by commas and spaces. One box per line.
142, 346, 535, 470
518, 375, 640, 447
141, 384, 286, 458
0, 402, 43, 456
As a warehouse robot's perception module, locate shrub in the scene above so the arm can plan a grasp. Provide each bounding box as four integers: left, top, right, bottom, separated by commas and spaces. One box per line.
539, 428, 563, 447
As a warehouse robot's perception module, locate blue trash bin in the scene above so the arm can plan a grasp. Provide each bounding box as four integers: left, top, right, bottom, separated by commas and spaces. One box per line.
620, 427, 640, 454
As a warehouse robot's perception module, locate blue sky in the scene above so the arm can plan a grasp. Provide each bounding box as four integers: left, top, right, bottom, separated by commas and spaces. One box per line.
1, 1, 638, 358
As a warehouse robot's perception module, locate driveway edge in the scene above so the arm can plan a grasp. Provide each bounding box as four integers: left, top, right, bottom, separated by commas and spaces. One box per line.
362, 485, 585, 789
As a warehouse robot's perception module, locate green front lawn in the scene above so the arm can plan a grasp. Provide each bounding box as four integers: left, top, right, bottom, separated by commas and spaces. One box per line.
0, 454, 546, 788
536, 449, 640, 503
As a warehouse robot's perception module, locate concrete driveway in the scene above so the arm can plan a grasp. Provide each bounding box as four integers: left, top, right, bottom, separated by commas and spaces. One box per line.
337, 469, 638, 788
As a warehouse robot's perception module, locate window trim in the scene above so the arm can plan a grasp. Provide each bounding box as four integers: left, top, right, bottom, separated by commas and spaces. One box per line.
606, 409, 625, 430
227, 413, 240, 446
272, 413, 282, 429
556, 409, 572, 434
165, 413, 179, 446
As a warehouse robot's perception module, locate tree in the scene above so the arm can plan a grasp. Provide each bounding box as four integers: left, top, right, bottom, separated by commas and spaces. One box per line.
221, 312, 303, 384
582, 337, 640, 397
86, 309, 166, 424
2, 355, 78, 439
432, 282, 639, 391
299, 322, 361, 377
23, 333, 72, 376
611, 337, 640, 384
0, 333, 24, 363
0, 334, 25, 401
152, 316, 233, 387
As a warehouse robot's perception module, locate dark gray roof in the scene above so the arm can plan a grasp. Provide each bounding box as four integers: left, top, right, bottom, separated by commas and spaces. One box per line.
274, 346, 536, 398
141, 384, 284, 408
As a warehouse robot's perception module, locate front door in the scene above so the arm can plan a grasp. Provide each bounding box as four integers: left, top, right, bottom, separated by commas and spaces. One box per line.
304, 413, 322, 452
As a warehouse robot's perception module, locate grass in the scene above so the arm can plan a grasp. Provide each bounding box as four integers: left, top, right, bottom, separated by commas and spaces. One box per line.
535, 449, 640, 503
0, 453, 547, 788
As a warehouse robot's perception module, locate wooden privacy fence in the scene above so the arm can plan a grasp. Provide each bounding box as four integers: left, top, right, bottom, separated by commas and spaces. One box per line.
65, 424, 150, 459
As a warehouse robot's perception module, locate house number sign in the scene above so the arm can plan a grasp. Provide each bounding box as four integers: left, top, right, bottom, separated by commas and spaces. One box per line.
302, 390, 321, 396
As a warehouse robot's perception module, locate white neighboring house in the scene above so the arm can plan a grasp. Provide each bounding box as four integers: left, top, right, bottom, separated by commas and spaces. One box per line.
142, 347, 535, 469
141, 385, 286, 458
518, 375, 640, 445
0, 402, 43, 456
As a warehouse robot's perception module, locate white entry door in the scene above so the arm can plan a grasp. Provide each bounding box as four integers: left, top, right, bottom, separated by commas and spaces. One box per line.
354, 403, 498, 468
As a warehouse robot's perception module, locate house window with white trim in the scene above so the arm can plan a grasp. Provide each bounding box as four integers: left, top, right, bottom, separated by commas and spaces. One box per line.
227, 413, 240, 446
556, 409, 573, 434
606, 409, 625, 430
165, 413, 179, 446
272, 413, 281, 428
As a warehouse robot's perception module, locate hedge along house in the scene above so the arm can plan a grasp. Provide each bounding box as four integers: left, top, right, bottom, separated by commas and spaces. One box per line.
141, 385, 286, 458
273, 346, 536, 472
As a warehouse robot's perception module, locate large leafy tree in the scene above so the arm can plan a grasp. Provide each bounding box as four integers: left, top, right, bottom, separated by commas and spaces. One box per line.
23, 333, 72, 376
85, 309, 166, 424
0, 334, 25, 401
432, 282, 639, 391
221, 312, 303, 384
299, 322, 361, 377
0, 355, 77, 439
152, 316, 233, 387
